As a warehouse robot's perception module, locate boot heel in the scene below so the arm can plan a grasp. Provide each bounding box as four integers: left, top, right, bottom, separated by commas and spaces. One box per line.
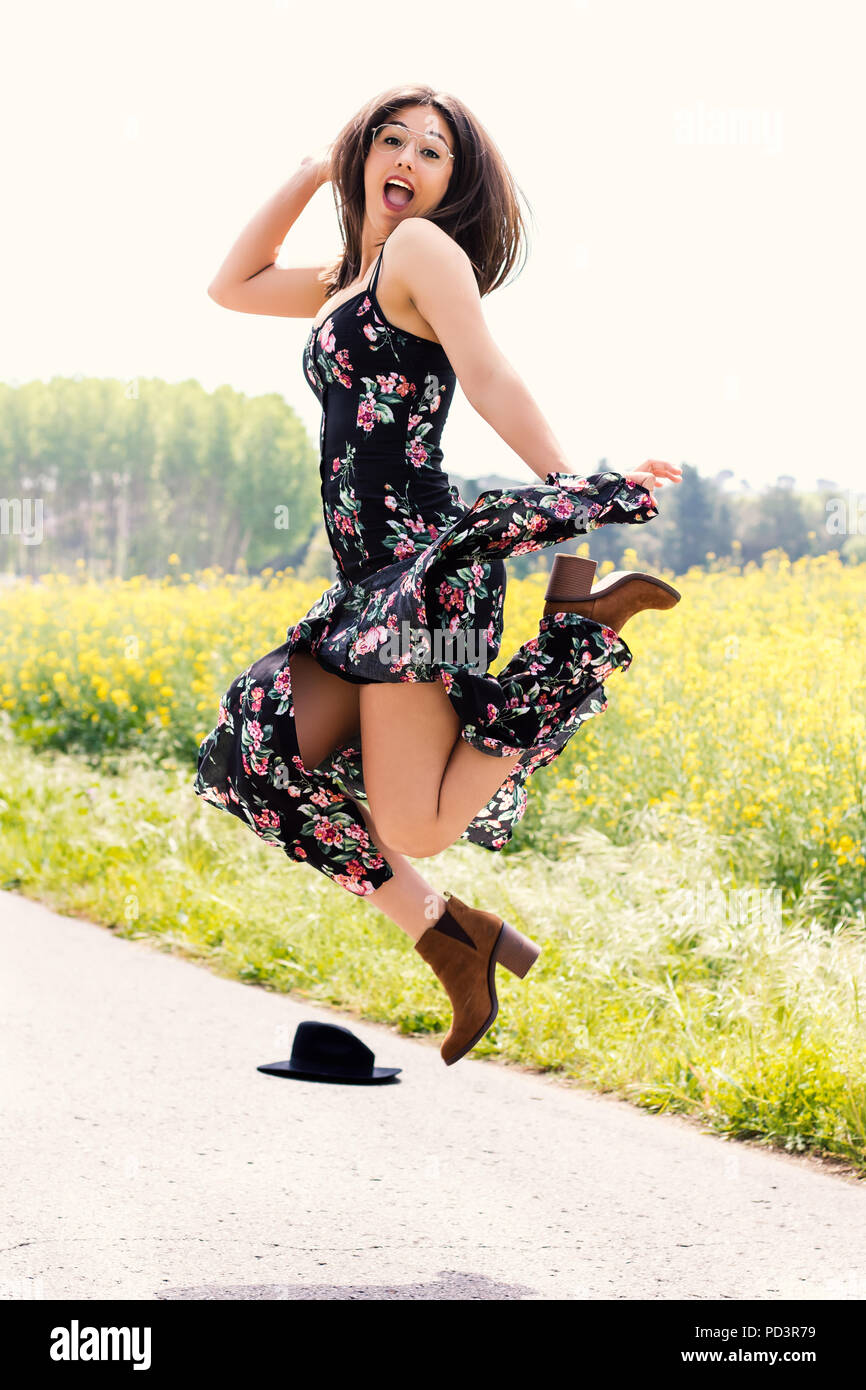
495, 920, 541, 979
544, 553, 597, 604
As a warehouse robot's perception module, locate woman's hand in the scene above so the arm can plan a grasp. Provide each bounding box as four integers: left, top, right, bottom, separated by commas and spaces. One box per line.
301, 142, 335, 191
625, 459, 683, 491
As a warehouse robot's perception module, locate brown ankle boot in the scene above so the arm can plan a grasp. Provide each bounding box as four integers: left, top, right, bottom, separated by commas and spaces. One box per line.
414, 894, 541, 1066
543, 554, 681, 633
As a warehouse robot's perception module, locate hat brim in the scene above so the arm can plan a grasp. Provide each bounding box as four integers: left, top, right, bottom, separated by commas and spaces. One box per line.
257, 1060, 402, 1085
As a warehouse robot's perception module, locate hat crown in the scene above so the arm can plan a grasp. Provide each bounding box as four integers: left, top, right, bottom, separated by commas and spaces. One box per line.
290, 1022, 375, 1078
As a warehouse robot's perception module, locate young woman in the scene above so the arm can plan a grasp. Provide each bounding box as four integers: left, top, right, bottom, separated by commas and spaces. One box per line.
194, 84, 682, 1066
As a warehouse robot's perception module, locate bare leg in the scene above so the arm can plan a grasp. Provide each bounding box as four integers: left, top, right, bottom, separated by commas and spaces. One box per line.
288, 652, 362, 772
289, 652, 449, 941
359, 679, 524, 859
347, 796, 448, 943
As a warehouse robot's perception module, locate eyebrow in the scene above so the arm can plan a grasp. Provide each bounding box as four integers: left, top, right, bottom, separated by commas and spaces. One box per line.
389, 120, 453, 153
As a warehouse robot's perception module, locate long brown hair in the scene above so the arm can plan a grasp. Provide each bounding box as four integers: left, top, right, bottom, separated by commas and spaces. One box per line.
319, 84, 534, 301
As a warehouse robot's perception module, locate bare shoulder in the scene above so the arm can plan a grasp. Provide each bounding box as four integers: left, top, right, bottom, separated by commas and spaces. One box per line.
387, 216, 472, 280
385, 219, 501, 399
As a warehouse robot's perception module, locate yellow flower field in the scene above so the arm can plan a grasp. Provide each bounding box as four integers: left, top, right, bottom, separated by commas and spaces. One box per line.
1, 548, 864, 922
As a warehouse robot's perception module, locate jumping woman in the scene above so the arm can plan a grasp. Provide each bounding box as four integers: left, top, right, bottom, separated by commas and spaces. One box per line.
194, 84, 682, 1066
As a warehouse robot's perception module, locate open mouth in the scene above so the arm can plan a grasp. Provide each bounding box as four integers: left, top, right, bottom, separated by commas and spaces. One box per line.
383, 180, 415, 210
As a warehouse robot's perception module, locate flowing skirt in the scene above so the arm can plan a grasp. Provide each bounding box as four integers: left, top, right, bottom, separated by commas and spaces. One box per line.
193, 470, 659, 895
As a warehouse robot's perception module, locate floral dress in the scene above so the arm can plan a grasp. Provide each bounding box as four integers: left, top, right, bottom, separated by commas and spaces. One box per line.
193, 237, 659, 895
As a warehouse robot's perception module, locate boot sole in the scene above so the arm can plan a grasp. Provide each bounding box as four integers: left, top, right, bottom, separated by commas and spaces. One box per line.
546, 572, 681, 606
443, 921, 541, 1066
543, 574, 681, 622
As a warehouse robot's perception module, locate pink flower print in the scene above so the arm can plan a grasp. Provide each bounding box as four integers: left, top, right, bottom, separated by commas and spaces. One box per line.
217, 704, 228, 727
334, 874, 374, 896
601, 626, 618, 643
528, 514, 547, 534
247, 718, 263, 750
440, 670, 454, 693
253, 808, 280, 830
385, 495, 398, 510
486, 702, 498, 720
313, 817, 343, 846
523, 637, 540, 653
396, 378, 415, 398
552, 496, 575, 520
357, 394, 378, 433
251, 753, 269, 775
438, 580, 459, 609
471, 561, 484, 584
346, 824, 371, 847
363, 323, 378, 343
376, 372, 399, 392
353, 624, 390, 655
250, 685, 264, 713
394, 538, 416, 559
274, 667, 291, 695
293, 845, 308, 859
406, 514, 427, 533
332, 458, 340, 473
242, 752, 251, 774
407, 439, 428, 468
427, 523, 439, 539
287, 785, 301, 798
408, 413, 422, 430
430, 394, 440, 413
311, 789, 331, 807
317, 318, 336, 354
357, 295, 371, 315
512, 541, 540, 556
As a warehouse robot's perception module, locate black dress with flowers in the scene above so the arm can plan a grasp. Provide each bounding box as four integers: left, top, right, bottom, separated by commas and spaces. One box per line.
193, 237, 659, 896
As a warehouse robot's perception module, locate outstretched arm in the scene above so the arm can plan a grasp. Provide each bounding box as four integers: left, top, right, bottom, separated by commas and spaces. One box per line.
390, 219, 681, 495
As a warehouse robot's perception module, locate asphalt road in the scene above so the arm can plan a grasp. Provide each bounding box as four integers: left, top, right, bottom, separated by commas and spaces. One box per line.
2, 889, 864, 1301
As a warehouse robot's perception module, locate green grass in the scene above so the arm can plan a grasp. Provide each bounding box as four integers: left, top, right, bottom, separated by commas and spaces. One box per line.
2, 713, 865, 1175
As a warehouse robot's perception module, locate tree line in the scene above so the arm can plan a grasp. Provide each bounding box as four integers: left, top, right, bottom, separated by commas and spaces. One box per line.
0, 376, 862, 582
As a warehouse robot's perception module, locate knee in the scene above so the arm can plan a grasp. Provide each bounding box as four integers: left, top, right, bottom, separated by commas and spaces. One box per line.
373, 812, 450, 860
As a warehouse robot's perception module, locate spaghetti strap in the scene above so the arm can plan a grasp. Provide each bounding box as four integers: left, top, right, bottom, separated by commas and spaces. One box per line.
368, 242, 385, 295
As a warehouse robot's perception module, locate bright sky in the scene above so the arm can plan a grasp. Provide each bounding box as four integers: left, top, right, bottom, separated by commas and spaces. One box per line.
3, 0, 864, 493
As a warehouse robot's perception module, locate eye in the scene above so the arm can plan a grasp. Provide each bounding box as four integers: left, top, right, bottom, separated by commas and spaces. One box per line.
422, 146, 441, 160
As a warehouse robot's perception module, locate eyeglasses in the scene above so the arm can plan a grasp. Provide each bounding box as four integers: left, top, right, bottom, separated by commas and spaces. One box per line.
371, 123, 454, 163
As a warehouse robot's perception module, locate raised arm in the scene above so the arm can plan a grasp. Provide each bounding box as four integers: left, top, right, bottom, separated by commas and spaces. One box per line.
207, 157, 331, 318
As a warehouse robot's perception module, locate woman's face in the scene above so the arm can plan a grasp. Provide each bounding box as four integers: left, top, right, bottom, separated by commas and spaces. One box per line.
364, 103, 454, 228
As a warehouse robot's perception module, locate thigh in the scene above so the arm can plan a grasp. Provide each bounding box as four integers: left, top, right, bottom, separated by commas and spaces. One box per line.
288, 651, 361, 773
359, 677, 460, 832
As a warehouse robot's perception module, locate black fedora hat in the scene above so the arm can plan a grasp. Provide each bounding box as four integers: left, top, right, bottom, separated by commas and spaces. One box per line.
257, 1021, 401, 1085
